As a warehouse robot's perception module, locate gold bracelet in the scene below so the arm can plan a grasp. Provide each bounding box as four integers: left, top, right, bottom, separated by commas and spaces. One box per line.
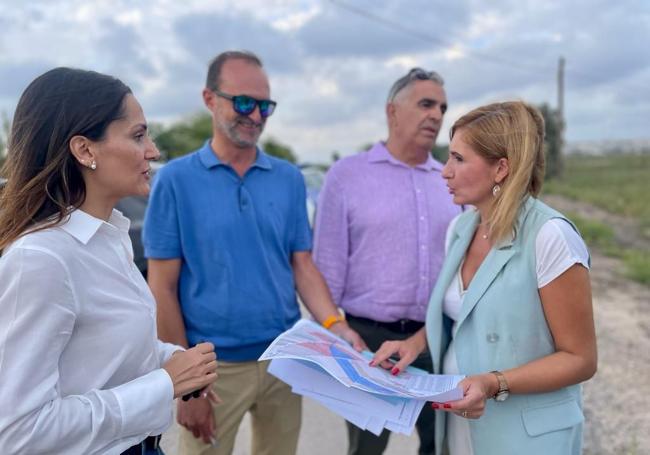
322, 314, 345, 329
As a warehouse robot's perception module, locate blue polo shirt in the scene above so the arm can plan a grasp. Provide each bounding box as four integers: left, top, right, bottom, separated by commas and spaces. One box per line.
143, 141, 312, 361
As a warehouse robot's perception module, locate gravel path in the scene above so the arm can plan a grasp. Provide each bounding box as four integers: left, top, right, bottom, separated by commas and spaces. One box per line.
543, 194, 650, 455
160, 397, 419, 455
582, 251, 650, 454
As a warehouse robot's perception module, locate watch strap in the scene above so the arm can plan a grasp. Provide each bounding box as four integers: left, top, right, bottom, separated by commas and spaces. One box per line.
490, 370, 509, 397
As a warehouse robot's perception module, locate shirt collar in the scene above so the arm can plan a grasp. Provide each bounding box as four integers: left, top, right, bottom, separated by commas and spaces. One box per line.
366, 141, 442, 172
198, 139, 273, 171
59, 208, 130, 244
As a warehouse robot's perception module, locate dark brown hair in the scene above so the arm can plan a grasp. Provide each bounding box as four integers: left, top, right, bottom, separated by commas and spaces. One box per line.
0, 67, 131, 250
205, 50, 263, 91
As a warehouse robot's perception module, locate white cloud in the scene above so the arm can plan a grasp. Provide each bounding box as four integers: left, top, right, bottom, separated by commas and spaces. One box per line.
272, 4, 321, 31
0, 0, 648, 164
443, 45, 466, 61
385, 56, 420, 70
114, 10, 144, 26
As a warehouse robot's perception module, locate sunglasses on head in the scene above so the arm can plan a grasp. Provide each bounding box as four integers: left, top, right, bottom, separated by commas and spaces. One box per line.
213, 90, 277, 118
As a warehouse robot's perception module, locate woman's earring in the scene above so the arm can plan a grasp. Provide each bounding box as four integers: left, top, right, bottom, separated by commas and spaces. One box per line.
90, 160, 97, 170
492, 184, 501, 197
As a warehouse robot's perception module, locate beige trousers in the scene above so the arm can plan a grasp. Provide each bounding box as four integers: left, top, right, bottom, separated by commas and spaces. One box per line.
178, 360, 301, 455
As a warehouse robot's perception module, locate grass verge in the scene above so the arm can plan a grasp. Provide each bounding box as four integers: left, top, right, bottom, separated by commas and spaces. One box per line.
568, 212, 650, 285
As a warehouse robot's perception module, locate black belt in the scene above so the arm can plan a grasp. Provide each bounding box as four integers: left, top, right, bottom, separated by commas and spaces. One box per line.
121, 435, 161, 455
347, 314, 424, 334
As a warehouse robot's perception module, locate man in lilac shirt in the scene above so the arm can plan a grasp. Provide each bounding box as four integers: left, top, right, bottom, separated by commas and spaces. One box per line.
313, 68, 461, 455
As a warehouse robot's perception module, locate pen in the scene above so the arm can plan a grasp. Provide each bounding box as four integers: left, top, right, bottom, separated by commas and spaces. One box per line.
181, 339, 209, 401
181, 389, 202, 401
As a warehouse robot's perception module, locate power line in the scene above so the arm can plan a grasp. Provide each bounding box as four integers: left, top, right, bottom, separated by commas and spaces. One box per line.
328, 0, 556, 75
327, 0, 649, 96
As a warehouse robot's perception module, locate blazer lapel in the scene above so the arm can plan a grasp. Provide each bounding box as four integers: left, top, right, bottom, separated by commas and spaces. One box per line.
453, 235, 517, 336
426, 211, 478, 372
453, 198, 541, 333
438, 212, 480, 313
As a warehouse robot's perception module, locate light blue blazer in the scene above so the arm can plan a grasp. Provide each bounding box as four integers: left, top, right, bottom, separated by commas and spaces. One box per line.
426, 197, 586, 455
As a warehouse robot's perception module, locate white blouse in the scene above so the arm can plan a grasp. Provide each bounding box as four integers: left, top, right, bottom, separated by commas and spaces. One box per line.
443, 218, 590, 321
441, 217, 590, 455
0, 209, 180, 454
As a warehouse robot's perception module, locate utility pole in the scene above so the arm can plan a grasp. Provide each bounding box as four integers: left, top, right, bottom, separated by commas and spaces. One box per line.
556, 56, 565, 177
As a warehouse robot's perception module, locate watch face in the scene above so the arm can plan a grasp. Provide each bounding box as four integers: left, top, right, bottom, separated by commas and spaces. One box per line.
495, 391, 509, 402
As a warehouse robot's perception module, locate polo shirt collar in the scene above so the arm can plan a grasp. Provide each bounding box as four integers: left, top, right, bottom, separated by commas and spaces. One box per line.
367, 141, 441, 172
198, 139, 273, 171
60, 208, 130, 244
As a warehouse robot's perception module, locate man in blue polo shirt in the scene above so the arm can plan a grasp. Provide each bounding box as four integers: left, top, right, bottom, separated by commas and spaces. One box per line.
143, 50, 365, 455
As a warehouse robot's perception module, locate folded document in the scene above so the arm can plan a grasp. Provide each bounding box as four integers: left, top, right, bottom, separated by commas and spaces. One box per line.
259, 319, 464, 436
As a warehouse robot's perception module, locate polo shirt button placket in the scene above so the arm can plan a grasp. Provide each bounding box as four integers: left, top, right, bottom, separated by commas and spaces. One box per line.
238, 183, 249, 210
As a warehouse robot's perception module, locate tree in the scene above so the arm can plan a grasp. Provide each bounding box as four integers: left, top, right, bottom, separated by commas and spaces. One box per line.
150, 113, 213, 160
537, 103, 563, 180
151, 113, 298, 163
431, 144, 449, 163
0, 112, 11, 172
261, 137, 297, 163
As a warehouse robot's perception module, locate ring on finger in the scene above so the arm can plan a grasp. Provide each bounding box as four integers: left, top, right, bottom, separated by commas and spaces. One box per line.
461, 410, 468, 418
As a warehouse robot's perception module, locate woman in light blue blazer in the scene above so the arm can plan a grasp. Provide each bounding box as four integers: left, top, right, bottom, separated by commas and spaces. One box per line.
372, 101, 597, 455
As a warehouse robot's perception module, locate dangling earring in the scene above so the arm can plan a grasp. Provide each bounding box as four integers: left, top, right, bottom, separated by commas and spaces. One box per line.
492, 184, 501, 197
90, 160, 97, 170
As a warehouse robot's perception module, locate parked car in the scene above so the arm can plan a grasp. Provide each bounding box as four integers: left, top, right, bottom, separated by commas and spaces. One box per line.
299, 164, 325, 226
114, 161, 164, 278
119, 163, 325, 275
0, 162, 326, 276
0, 170, 154, 277
115, 192, 149, 276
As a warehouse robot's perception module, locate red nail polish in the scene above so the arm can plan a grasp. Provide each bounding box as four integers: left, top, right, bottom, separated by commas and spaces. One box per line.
444, 403, 452, 409
431, 403, 439, 409
391, 367, 400, 375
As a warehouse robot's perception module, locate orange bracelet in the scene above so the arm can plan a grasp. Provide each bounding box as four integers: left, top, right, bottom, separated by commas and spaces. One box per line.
322, 314, 345, 329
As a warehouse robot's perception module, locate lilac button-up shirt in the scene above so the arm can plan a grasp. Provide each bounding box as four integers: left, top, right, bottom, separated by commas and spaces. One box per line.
313, 142, 461, 322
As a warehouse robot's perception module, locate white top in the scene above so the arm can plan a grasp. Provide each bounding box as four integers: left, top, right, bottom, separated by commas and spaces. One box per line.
443, 217, 590, 321
0, 209, 179, 455
441, 217, 589, 455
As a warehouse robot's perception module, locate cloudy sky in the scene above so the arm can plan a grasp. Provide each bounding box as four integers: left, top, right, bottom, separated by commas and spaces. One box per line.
1, 0, 648, 163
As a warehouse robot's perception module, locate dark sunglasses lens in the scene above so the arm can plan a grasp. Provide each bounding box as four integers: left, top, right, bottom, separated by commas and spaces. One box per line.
259, 101, 276, 117
233, 96, 256, 115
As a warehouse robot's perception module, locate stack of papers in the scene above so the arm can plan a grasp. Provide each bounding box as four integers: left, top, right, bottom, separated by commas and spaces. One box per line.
259, 319, 464, 436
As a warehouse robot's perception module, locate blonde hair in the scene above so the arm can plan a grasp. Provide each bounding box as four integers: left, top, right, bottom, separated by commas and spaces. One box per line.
450, 101, 546, 243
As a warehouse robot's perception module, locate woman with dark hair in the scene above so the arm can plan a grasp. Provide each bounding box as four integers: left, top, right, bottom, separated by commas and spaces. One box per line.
0, 68, 218, 455
371, 101, 597, 454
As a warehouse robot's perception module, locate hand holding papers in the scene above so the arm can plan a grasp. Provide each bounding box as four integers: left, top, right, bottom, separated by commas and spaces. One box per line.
259, 319, 464, 436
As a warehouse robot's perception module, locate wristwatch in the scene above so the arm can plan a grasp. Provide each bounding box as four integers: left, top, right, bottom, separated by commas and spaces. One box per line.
490, 370, 510, 402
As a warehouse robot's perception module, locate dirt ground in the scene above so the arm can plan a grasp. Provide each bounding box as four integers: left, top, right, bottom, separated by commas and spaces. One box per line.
582, 251, 650, 455
543, 195, 650, 455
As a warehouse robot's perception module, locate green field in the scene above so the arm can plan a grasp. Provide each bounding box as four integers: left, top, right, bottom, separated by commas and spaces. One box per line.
544, 153, 650, 285
544, 153, 650, 236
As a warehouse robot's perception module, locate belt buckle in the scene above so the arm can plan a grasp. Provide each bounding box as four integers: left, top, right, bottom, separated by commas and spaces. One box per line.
153, 435, 160, 449
399, 319, 407, 332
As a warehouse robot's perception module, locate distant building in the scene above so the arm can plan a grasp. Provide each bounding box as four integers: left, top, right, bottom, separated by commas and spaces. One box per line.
567, 138, 650, 155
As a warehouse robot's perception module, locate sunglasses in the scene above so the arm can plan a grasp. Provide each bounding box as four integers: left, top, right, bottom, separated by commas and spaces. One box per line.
214, 90, 277, 118
387, 67, 444, 103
